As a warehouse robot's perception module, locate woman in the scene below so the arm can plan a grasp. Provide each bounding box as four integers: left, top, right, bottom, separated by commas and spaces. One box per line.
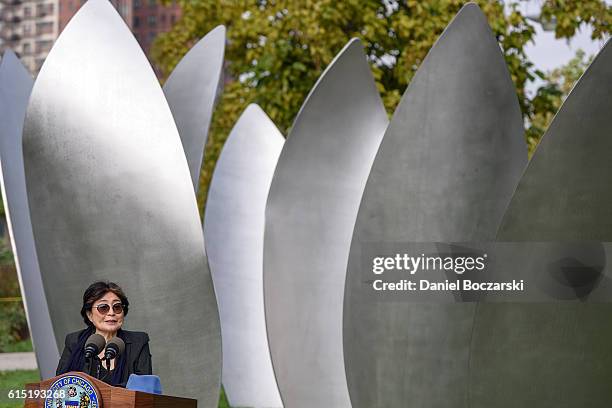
56, 281, 152, 387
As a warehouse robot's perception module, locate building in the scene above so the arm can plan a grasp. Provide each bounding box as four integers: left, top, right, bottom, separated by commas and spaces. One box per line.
0, 0, 59, 73
128, 0, 180, 55
0, 0, 180, 74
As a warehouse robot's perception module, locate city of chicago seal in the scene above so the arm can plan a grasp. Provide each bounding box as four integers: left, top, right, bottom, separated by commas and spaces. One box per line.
45, 374, 99, 408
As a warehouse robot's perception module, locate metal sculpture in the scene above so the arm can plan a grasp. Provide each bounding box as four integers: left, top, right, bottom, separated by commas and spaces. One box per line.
264, 39, 388, 408
469, 38, 612, 408
343, 4, 526, 408
21, 0, 220, 406
0, 50, 59, 379
163, 25, 225, 191
204, 104, 283, 408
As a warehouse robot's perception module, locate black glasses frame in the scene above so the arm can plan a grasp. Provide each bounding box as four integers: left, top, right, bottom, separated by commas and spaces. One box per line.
93, 302, 124, 314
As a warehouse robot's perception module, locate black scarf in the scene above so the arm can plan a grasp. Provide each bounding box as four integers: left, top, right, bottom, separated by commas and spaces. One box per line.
66, 326, 127, 386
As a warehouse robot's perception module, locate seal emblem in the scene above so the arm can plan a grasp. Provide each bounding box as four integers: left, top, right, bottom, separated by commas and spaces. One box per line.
45, 374, 99, 408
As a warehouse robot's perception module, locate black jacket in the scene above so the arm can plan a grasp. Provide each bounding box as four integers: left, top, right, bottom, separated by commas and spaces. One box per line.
56, 328, 152, 387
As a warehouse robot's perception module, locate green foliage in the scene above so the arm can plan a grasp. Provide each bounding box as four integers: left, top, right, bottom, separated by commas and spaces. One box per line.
218, 386, 230, 408
0, 244, 14, 265
526, 49, 593, 153
0, 265, 19, 298
541, 0, 611, 39
1, 338, 33, 353
0, 302, 28, 352
0, 264, 29, 352
151, 0, 611, 213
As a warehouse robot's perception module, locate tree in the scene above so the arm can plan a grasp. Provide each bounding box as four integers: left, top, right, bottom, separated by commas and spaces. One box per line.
527, 49, 594, 153
151, 0, 611, 214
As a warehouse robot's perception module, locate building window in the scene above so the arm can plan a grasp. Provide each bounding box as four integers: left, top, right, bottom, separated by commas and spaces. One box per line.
148, 0, 155, 7
22, 43, 31, 54
170, 14, 176, 24
36, 3, 54, 15
23, 6, 31, 17
134, 0, 141, 8
133, 16, 140, 28
23, 24, 31, 35
147, 15, 156, 27
36, 22, 53, 35
148, 32, 156, 42
36, 40, 53, 53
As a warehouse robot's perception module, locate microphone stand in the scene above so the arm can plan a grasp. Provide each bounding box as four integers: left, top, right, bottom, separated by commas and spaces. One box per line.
84, 355, 93, 377
95, 356, 101, 380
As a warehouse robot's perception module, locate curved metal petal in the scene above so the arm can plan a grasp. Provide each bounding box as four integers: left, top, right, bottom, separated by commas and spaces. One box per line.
204, 104, 283, 408
22, 1, 220, 405
469, 39, 612, 407
0, 50, 59, 379
264, 39, 388, 408
343, 4, 526, 408
163, 25, 225, 191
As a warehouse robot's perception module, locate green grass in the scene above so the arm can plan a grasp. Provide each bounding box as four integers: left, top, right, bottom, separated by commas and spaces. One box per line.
0, 369, 40, 408
1, 339, 32, 353
218, 387, 230, 408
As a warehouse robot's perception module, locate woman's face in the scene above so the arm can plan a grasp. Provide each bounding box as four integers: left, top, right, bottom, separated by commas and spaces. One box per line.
86, 291, 124, 335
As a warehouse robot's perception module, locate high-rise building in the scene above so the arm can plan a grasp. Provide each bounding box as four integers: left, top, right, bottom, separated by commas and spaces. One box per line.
0, 0, 59, 73
128, 0, 180, 55
0, 0, 180, 74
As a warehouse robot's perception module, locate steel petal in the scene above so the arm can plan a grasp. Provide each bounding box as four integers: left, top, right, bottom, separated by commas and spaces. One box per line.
204, 104, 283, 408
0, 50, 59, 379
22, 0, 221, 405
470, 39, 612, 408
343, 4, 526, 408
163, 26, 225, 191
264, 38, 388, 408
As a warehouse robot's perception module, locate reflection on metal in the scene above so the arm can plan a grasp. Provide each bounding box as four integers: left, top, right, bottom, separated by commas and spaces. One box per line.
163, 25, 225, 191
343, 4, 526, 408
264, 39, 388, 408
0, 50, 59, 379
21, 1, 220, 406
470, 39, 612, 407
204, 104, 283, 408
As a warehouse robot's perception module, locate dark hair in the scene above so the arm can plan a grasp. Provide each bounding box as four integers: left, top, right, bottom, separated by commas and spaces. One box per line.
80, 281, 129, 326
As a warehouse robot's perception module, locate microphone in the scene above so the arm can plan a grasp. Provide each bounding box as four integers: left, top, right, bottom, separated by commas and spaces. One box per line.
83, 334, 106, 359
104, 337, 125, 360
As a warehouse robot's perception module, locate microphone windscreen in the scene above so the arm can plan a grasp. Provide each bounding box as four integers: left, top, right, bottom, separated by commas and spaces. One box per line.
107, 336, 126, 356
85, 334, 106, 353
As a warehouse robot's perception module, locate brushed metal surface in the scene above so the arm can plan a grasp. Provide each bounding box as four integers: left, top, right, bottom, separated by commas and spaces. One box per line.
21, 1, 221, 406
0, 50, 59, 379
343, 4, 526, 408
163, 25, 225, 191
469, 39, 612, 408
264, 39, 388, 408
204, 104, 283, 408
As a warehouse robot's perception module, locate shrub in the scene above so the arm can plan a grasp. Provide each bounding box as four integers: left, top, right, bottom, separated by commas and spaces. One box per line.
0, 301, 28, 352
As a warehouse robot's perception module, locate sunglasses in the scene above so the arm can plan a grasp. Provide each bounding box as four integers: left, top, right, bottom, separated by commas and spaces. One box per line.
93, 303, 124, 314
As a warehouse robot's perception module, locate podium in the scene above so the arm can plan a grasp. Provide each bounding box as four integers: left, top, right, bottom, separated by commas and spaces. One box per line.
24, 372, 196, 408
